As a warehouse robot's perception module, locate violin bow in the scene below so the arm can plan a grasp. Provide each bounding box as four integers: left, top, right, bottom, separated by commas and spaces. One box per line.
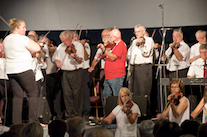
74, 23, 79, 34
38, 31, 50, 43
0, 15, 9, 27
78, 25, 82, 40
0, 15, 10, 39
151, 29, 156, 38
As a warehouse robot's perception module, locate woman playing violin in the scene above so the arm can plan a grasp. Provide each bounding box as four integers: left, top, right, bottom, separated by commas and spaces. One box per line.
156, 79, 190, 126
99, 87, 141, 137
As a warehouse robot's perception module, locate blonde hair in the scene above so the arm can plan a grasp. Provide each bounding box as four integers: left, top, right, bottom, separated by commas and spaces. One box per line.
21, 122, 43, 137
9, 18, 24, 33
118, 87, 134, 106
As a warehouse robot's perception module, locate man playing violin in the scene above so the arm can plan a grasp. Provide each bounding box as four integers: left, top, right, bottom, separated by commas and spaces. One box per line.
28, 30, 39, 42
162, 29, 190, 80
156, 79, 190, 126
97, 28, 127, 106
53, 30, 84, 119
190, 30, 206, 64
127, 24, 154, 106
88, 28, 112, 106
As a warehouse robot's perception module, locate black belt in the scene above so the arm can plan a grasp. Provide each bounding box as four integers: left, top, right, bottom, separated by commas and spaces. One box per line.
64, 68, 82, 72
131, 63, 151, 66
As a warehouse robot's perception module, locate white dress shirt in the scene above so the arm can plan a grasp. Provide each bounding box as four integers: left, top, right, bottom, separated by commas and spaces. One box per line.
94, 48, 105, 69
165, 40, 190, 71
187, 58, 204, 78
82, 42, 91, 69
190, 42, 200, 60
54, 41, 84, 70
0, 58, 8, 79
127, 36, 154, 65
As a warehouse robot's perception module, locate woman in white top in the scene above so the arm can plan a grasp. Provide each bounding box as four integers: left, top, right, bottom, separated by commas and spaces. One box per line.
191, 87, 207, 123
99, 87, 141, 137
156, 79, 190, 126
3, 18, 40, 124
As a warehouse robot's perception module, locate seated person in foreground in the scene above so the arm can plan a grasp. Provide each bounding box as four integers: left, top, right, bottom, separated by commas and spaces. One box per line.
156, 79, 190, 125
99, 87, 141, 137
191, 86, 207, 123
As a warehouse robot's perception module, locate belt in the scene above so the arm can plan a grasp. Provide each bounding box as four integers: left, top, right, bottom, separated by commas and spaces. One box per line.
64, 68, 82, 72
131, 63, 151, 66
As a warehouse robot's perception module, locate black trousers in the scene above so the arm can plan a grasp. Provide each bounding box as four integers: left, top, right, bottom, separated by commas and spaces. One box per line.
46, 73, 56, 118
8, 70, 38, 124
82, 69, 90, 116
129, 64, 153, 104
53, 70, 64, 119
62, 69, 83, 119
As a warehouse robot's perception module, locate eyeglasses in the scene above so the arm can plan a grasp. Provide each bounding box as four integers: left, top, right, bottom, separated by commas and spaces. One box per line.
171, 86, 179, 89
134, 30, 143, 34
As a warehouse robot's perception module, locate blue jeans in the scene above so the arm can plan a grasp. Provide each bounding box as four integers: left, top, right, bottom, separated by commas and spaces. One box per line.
103, 75, 125, 106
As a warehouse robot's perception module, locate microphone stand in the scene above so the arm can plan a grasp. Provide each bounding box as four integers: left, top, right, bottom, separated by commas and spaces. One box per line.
155, 3, 169, 112
127, 37, 135, 92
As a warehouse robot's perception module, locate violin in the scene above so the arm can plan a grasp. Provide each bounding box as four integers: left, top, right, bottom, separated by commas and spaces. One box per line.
170, 41, 180, 49
98, 41, 116, 59
65, 44, 83, 64
0, 51, 5, 58
173, 92, 183, 106
122, 100, 133, 113
136, 36, 145, 46
65, 44, 77, 55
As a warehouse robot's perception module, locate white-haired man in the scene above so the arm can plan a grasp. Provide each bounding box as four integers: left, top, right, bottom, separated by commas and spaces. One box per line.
127, 24, 154, 104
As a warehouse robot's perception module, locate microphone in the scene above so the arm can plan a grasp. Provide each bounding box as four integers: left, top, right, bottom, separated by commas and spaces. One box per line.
159, 3, 164, 8
160, 28, 173, 30
130, 36, 136, 42
129, 36, 136, 47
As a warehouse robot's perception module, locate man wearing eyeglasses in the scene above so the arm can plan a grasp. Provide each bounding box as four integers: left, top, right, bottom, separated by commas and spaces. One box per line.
187, 43, 207, 78
127, 24, 154, 105
189, 30, 206, 64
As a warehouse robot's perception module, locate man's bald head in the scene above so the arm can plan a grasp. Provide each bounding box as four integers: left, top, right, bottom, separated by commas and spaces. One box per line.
110, 29, 121, 42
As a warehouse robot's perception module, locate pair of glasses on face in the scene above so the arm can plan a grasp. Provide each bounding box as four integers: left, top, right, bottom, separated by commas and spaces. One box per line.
171, 86, 179, 89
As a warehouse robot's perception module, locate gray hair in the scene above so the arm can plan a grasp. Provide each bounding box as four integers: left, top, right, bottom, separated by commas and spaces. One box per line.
87, 127, 114, 137
59, 30, 72, 39
139, 120, 155, 137
67, 116, 86, 136
200, 43, 207, 50
134, 24, 146, 31
195, 30, 206, 38
27, 35, 35, 41
173, 28, 183, 35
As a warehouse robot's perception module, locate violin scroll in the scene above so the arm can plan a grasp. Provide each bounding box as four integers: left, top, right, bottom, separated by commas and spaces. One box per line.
172, 92, 183, 105
65, 44, 77, 55
136, 36, 145, 46
122, 100, 133, 115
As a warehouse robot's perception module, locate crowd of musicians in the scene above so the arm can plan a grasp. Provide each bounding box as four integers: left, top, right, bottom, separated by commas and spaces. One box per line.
0, 18, 207, 136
